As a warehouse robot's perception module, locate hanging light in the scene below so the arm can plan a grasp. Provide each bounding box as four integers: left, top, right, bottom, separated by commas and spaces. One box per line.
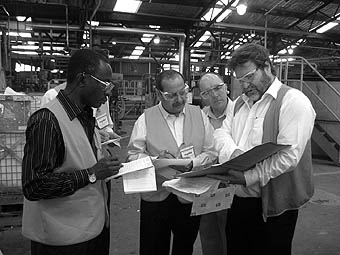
153, 35, 160, 44
236, 3, 247, 15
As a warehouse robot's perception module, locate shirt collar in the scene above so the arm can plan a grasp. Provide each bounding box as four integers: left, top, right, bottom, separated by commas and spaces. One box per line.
241, 77, 282, 103
203, 99, 229, 120
158, 102, 185, 119
57, 90, 93, 120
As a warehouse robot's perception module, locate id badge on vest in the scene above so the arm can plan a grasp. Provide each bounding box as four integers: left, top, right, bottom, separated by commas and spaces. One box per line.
96, 113, 109, 129
180, 145, 195, 159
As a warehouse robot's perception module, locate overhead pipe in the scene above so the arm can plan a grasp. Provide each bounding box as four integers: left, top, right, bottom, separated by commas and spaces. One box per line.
30, 23, 186, 74
88, 0, 102, 48
29, 2, 70, 54
263, 0, 292, 48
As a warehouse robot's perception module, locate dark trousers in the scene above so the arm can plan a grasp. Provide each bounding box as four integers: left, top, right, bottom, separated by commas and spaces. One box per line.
226, 196, 298, 255
31, 227, 110, 255
140, 193, 201, 255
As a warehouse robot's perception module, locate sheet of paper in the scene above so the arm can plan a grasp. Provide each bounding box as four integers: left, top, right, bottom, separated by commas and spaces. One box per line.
153, 158, 192, 169
105, 156, 153, 181
162, 177, 220, 202
191, 185, 236, 216
163, 177, 220, 195
102, 138, 120, 146
101, 135, 129, 146
123, 166, 157, 194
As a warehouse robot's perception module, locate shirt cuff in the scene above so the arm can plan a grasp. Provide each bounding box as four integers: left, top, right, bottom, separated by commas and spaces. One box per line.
244, 168, 260, 187
192, 158, 199, 169
72, 169, 90, 188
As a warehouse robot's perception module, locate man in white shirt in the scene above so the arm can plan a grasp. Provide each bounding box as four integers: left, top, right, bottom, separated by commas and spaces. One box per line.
198, 72, 233, 255
213, 43, 316, 255
127, 70, 217, 255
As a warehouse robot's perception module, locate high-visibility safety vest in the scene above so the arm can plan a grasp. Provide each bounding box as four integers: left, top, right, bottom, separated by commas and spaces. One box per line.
142, 104, 205, 202
22, 98, 108, 245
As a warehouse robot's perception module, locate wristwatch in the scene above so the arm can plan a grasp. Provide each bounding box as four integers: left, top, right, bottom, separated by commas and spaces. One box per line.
87, 169, 97, 184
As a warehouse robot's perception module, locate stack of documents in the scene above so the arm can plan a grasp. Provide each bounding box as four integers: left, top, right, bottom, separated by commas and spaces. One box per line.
106, 157, 157, 194
162, 177, 236, 216
162, 177, 220, 202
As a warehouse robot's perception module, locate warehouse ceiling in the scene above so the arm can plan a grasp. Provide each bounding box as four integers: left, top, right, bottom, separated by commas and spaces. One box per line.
0, 0, 340, 77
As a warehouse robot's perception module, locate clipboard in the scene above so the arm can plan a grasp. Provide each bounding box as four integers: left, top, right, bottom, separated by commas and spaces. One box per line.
177, 142, 290, 178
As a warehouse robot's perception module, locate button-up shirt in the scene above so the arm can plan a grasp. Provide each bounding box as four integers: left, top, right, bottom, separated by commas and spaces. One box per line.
128, 103, 217, 167
202, 98, 234, 130
214, 78, 316, 197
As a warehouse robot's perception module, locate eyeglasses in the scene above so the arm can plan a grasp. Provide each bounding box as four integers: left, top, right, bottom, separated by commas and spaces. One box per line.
234, 68, 258, 83
158, 84, 189, 101
84, 73, 115, 92
200, 83, 225, 99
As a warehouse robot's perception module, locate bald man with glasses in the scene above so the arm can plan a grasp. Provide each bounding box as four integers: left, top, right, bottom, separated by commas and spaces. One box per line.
198, 72, 233, 255
127, 70, 217, 255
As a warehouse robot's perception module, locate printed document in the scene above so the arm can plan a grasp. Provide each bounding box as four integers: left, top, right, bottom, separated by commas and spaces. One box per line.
122, 166, 157, 194
106, 156, 157, 194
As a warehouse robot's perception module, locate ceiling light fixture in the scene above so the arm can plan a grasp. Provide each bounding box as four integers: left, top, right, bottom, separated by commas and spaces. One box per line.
16, 16, 26, 22
153, 36, 160, 44
236, 3, 247, 15
113, 0, 141, 13
88, 21, 99, 27
316, 22, 338, 33
312, 14, 340, 33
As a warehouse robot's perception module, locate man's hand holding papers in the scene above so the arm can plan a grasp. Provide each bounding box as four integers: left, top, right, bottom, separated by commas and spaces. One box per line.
177, 142, 290, 183
106, 156, 157, 194
153, 158, 192, 179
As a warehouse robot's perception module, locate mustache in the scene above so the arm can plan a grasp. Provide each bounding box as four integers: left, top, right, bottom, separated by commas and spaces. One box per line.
243, 84, 257, 94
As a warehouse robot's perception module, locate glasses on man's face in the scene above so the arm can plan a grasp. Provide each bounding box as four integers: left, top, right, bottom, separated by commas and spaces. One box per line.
234, 68, 258, 83
159, 84, 189, 101
84, 73, 115, 92
200, 83, 225, 99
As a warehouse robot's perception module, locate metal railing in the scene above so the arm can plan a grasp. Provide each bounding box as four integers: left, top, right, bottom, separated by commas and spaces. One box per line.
276, 56, 340, 122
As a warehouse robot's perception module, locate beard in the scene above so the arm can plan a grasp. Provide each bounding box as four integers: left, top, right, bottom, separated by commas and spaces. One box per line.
244, 72, 273, 103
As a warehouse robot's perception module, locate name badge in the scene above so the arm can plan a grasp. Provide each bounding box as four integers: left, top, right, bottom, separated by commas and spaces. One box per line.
180, 145, 195, 159
96, 113, 109, 129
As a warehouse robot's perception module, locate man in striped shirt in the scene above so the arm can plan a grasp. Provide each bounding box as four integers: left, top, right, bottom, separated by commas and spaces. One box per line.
22, 49, 122, 255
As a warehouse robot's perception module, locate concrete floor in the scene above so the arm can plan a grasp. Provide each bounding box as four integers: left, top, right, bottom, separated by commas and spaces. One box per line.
1, 119, 340, 255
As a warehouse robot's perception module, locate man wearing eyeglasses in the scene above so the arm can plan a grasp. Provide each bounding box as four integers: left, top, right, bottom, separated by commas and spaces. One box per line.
22, 49, 122, 255
198, 72, 233, 255
127, 70, 217, 255
212, 43, 316, 255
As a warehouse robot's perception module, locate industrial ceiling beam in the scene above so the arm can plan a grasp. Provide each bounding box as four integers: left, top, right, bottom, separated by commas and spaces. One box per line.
287, 0, 334, 29
188, 0, 237, 47
140, 0, 209, 8
247, 6, 329, 21
204, 22, 340, 43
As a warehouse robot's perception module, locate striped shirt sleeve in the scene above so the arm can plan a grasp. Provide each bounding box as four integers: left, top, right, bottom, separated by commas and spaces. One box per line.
22, 109, 90, 201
